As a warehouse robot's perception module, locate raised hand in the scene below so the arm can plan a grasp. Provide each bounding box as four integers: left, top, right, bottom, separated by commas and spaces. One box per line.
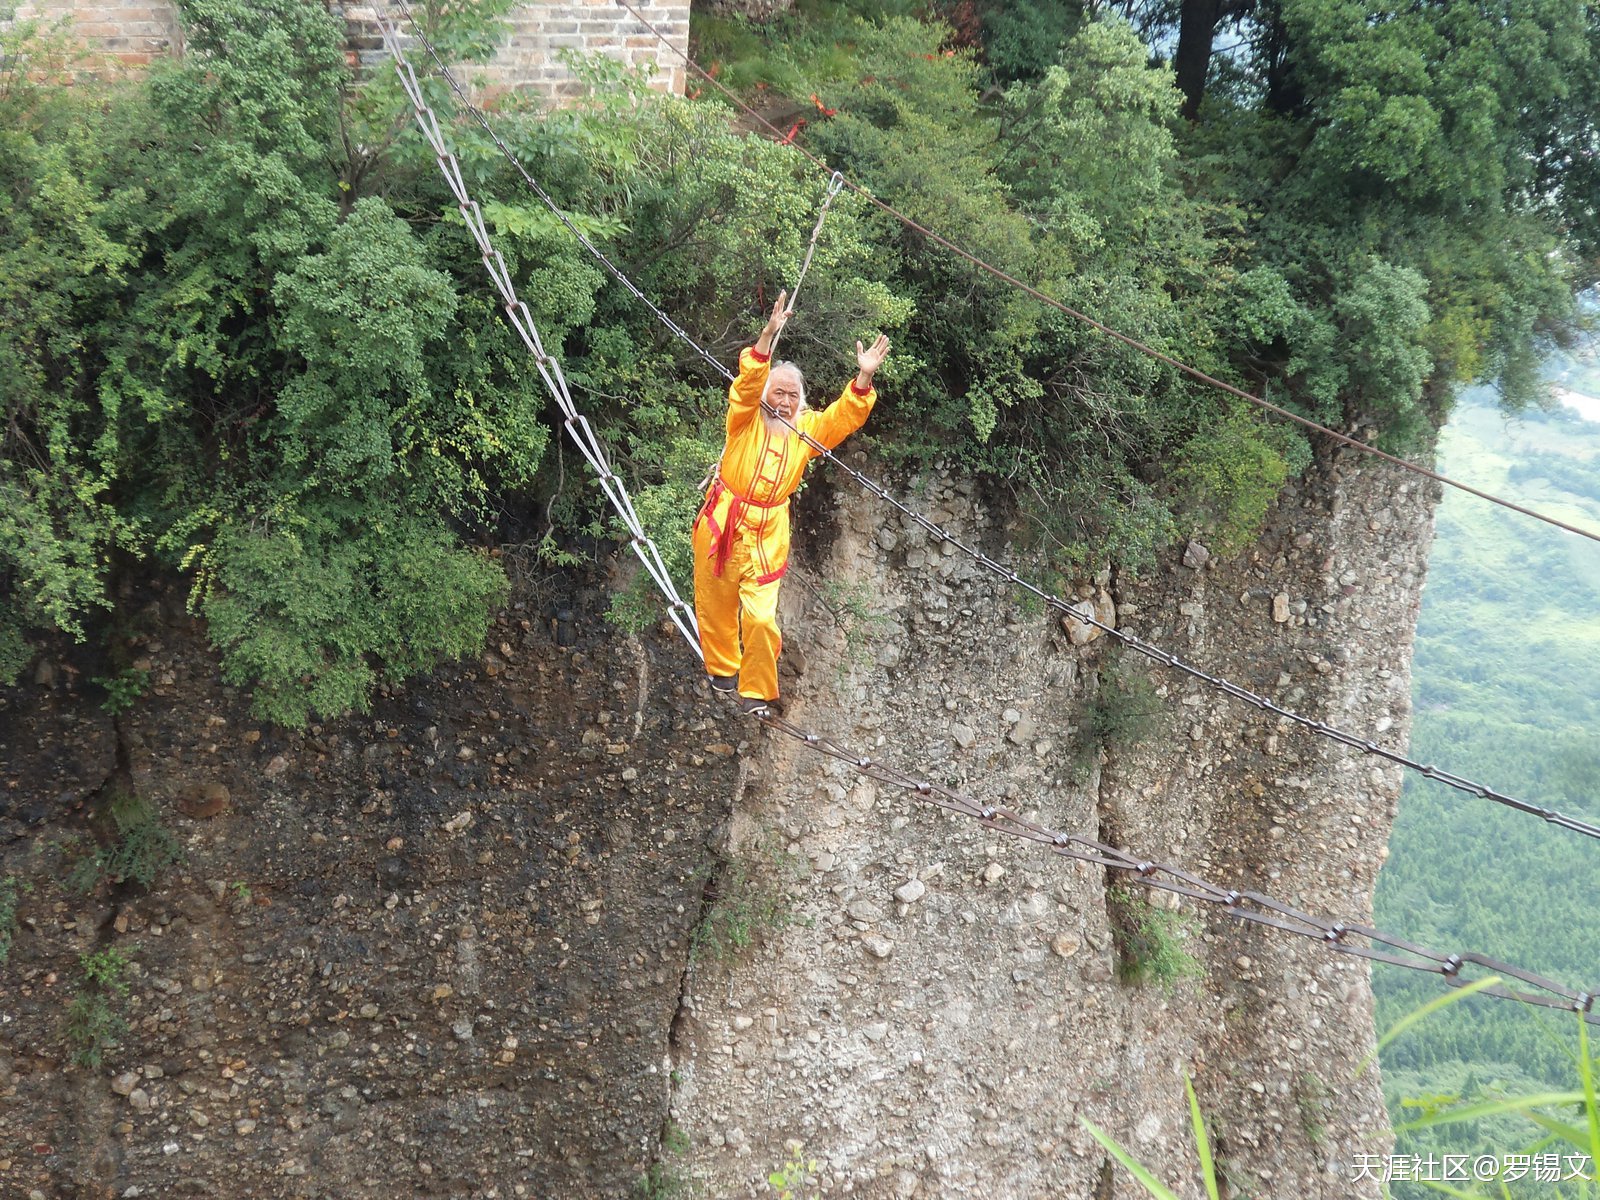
855, 333, 891, 379
762, 290, 793, 339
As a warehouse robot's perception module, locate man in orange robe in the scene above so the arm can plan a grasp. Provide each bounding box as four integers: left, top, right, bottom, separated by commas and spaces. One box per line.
693, 292, 891, 714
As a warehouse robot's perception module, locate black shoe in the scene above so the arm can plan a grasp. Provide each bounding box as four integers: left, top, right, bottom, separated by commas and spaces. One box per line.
739, 696, 774, 717
709, 674, 737, 693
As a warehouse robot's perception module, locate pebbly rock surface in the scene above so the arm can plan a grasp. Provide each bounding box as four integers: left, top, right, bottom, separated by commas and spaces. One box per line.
0, 438, 1436, 1199
0, 577, 740, 1199
664, 444, 1434, 1198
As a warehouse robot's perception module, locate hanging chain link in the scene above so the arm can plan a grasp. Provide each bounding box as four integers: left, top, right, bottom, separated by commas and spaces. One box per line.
387, 12, 1600, 845
377, 9, 702, 659
378, 10, 1600, 1023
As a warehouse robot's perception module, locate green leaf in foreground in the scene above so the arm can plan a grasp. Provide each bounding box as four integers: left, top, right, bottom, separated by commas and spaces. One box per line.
1362, 974, 1505, 1077
1079, 1117, 1181, 1200
1186, 1073, 1220, 1200
1394, 1091, 1586, 1134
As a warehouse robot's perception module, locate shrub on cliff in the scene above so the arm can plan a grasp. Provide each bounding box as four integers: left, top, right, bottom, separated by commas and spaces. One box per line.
3, 0, 1594, 721
0, 0, 537, 721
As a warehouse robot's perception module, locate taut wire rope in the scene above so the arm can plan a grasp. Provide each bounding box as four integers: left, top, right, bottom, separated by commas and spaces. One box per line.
383, 11, 1600, 846
611, 0, 1600, 549
376, 6, 1600, 1026
768, 170, 845, 359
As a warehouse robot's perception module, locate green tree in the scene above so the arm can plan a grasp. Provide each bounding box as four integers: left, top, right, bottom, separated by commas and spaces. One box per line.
1174, 0, 1596, 432
0, 0, 542, 721
0, 21, 143, 672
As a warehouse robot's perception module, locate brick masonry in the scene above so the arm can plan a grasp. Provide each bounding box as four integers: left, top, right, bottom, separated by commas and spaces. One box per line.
4, 0, 690, 97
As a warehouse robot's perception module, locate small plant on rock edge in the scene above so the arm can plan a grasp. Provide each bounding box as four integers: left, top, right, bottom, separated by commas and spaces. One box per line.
1081, 658, 1162, 753
1107, 885, 1204, 993
81, 945, 130, 992
65, 947, 133, 1068
68, 793, 183, 893
690, 833, 811, 964
1295, 1070, 1333, 1146
815, 577, 892, 678
92, 666, 150, 716
636, 1108, 692, 1196
769, 1143, 820, 1200
634, 1163, 687, 1199
662, 1121, 690, 1156
691, 858, 797, 962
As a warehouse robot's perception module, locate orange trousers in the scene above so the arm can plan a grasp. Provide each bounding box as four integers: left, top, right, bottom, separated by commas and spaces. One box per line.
692, 516, 783, 702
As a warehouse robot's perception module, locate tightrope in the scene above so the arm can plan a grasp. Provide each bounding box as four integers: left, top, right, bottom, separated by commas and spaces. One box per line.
385, 12, 1600, 846
377, 7, 1600, 1026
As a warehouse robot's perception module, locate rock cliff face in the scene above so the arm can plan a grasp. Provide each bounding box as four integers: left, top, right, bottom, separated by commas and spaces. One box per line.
666, 443, 1433, 1199
0, 442, 1434, 1199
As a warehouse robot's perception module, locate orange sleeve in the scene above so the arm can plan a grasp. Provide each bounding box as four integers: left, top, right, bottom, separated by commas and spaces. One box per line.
727, 347, 771, 437
799, 378, 876, 453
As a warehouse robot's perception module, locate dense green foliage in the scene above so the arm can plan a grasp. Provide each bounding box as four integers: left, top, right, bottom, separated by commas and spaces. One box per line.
694, 9, 1300, 569
3, 0, 1597, 723
1128, 0, 1599, 416
1, 1, 542, 722
1374, 388, 1600, 1199
688, 0, 1596, 576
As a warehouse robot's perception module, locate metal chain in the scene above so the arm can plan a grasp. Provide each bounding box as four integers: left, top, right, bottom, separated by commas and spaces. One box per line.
377, 9, 1600, 1029
376, 9, 703, 660
754, 708, 1600, 1024
391, 7, 735, 385
389, 12, 1600, 844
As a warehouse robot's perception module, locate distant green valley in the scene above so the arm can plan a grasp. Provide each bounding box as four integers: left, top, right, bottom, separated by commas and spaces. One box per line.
1376, 378, 1600, 1195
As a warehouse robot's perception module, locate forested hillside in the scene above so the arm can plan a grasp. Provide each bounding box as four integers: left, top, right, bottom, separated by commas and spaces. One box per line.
3, 0, 1597, 730
1376, 382, 1600, 1198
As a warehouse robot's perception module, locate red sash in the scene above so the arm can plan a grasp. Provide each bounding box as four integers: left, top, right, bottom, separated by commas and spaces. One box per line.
698, 475, 788, 577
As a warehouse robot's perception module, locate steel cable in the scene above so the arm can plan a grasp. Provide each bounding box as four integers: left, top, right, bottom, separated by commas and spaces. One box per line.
377, 8, 1600, 1027
377, 12, 702, 659
388, 13, 1600, 846
610, 0, 1600, 549
768, 170, 845, 360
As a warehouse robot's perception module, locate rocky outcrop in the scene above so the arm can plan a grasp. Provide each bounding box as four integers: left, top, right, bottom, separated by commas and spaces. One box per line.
0, 584, 742, 1198
0, 443, 1435, 1198
664, 444, 1433, 1198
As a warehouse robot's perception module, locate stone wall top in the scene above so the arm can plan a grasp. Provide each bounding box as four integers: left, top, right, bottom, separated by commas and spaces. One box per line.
5, 0, 690, 98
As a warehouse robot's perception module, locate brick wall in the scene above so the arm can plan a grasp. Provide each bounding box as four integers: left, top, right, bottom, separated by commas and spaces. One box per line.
3, 0, 690, 98
6, 0, 182, 69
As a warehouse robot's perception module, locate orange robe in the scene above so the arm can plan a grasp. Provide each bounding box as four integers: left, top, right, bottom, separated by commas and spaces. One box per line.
692, 346, 877, 701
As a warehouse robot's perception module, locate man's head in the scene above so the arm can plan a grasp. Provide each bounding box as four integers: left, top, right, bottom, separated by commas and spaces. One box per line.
762, 362, 807, 425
